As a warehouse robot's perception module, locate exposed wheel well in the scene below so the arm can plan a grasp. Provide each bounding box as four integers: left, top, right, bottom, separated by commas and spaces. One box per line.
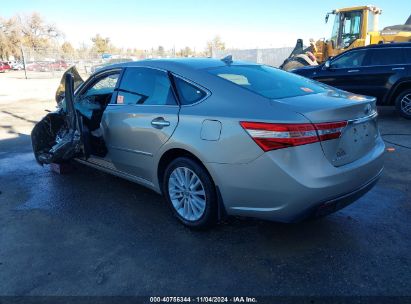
157, 148, 210, 191
389, 81, 411, 105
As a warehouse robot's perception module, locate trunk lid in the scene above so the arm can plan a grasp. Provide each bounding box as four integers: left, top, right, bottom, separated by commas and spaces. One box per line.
271, 90, 379, 166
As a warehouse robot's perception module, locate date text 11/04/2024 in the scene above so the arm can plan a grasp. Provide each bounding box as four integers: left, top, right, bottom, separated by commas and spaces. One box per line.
149, 297, 258, 303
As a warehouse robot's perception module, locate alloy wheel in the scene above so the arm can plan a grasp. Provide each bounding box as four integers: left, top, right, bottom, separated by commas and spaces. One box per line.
168, 167, 206, 221
401, 94, 411, 115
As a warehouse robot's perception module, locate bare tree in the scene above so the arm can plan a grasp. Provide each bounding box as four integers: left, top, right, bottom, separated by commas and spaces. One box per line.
61, 41, 75, 59
206, 35, 226, 57
178, 46, 193, 57
20, 12, 61, 51
0, 16, 21, 60
91, 34, 110, 54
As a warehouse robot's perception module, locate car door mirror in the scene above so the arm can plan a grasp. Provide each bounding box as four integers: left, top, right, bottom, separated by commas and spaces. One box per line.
323, 60, 331, 70
56, 92, 65, 104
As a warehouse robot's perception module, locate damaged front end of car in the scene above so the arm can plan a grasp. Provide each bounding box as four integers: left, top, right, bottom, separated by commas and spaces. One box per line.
31, 67, 85, 165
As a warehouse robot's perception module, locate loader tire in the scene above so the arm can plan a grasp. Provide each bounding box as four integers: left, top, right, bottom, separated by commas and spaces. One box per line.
282, 59, 307, 71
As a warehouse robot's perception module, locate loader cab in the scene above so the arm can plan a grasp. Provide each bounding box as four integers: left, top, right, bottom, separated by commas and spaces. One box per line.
330, 10, 362, 49
326, 6, 381, 56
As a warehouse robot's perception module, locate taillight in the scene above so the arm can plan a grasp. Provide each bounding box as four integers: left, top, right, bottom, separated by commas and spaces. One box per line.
314, 121, 348, 141
240, 121, 347, 151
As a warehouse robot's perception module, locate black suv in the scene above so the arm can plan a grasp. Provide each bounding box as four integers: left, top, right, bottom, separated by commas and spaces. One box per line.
291, 43, 411, 119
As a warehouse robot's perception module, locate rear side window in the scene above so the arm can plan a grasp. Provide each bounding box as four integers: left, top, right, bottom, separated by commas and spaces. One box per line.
331, 50, 366, 68
118, 67, 177, 105
366, 48, 406, 65
174, 76, 207, 105
207, 65, 326, 99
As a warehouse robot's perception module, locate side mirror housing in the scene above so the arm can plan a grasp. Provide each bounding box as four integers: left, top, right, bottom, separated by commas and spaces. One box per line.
323, 60, 331, 70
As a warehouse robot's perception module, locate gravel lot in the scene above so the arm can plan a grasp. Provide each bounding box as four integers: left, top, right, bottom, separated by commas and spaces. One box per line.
0, 71, 410, 297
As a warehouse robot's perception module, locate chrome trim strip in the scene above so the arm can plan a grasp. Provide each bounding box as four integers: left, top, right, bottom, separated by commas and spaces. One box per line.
230, 206, 284, 212
111, 65, 169, 73
348, 111, 378, 125
109, 145, 153, 156
106, 103, 179, 108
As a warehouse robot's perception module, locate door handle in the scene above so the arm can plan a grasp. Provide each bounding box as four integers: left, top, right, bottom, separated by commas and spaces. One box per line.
151, 117, 170, 128
392, 67, 405, 71
348, 69, 360, 73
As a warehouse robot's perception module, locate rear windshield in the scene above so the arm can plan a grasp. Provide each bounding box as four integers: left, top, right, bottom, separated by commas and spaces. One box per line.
207, 65, 326, 99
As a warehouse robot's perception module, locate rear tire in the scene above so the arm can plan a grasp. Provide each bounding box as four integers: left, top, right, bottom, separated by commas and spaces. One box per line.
162, 157, 218, 229
395, 89, 411, 119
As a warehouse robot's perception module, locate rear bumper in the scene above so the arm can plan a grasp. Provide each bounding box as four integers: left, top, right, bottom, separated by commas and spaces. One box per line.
206, 137, 385, 222
293, 168, 382, 222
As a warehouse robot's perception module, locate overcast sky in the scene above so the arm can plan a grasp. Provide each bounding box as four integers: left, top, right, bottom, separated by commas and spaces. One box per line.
2, 0, 410, 50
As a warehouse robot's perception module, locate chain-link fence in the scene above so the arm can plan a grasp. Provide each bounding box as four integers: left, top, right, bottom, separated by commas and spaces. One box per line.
14, 47, 104, 79
13, 46, 193, 79
213, 47, 294, 67
8, 46, 144, 79
6, 46, 295, 79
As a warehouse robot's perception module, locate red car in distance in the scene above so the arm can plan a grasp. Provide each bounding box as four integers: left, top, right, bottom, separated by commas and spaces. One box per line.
26, 60, 69, 72
0, 62, 11, 73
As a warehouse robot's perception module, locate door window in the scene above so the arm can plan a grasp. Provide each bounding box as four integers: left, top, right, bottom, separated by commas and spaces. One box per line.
85, 73, 119, 97
117, 67, 177, 105
330, 14, 341, 49
75, 72, 120, 121
367, 12, 376, 32
365, 48, 406, 66
330, 50, 366, 68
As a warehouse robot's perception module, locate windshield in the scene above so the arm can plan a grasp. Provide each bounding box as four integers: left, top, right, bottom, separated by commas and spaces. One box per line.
207, 65, 327, 99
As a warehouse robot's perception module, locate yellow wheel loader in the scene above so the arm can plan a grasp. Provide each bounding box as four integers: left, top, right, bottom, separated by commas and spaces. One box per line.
281, 5, 411, 71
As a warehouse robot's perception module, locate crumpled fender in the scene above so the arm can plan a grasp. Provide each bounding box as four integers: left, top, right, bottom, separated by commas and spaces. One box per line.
31, 110, 82, 165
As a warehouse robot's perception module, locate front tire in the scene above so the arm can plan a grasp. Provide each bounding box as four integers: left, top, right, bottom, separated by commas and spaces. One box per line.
162, 157, 218, 229
395, 89, 411, 119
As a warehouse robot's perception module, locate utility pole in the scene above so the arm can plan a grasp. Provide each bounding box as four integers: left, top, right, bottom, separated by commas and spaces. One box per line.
17, 14, 27, 79
20, 43, 27, 80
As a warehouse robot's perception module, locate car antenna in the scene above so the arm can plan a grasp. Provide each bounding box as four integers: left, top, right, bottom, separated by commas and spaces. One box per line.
221, 55, 233, 65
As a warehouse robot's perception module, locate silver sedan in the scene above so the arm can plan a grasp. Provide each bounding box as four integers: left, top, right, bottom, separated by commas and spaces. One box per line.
31, 58, 385, 228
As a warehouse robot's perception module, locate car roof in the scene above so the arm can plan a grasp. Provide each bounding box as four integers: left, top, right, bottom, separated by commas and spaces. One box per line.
328, 42, 411, 62
100, 57, 259, 73
347, 42, 411, 52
